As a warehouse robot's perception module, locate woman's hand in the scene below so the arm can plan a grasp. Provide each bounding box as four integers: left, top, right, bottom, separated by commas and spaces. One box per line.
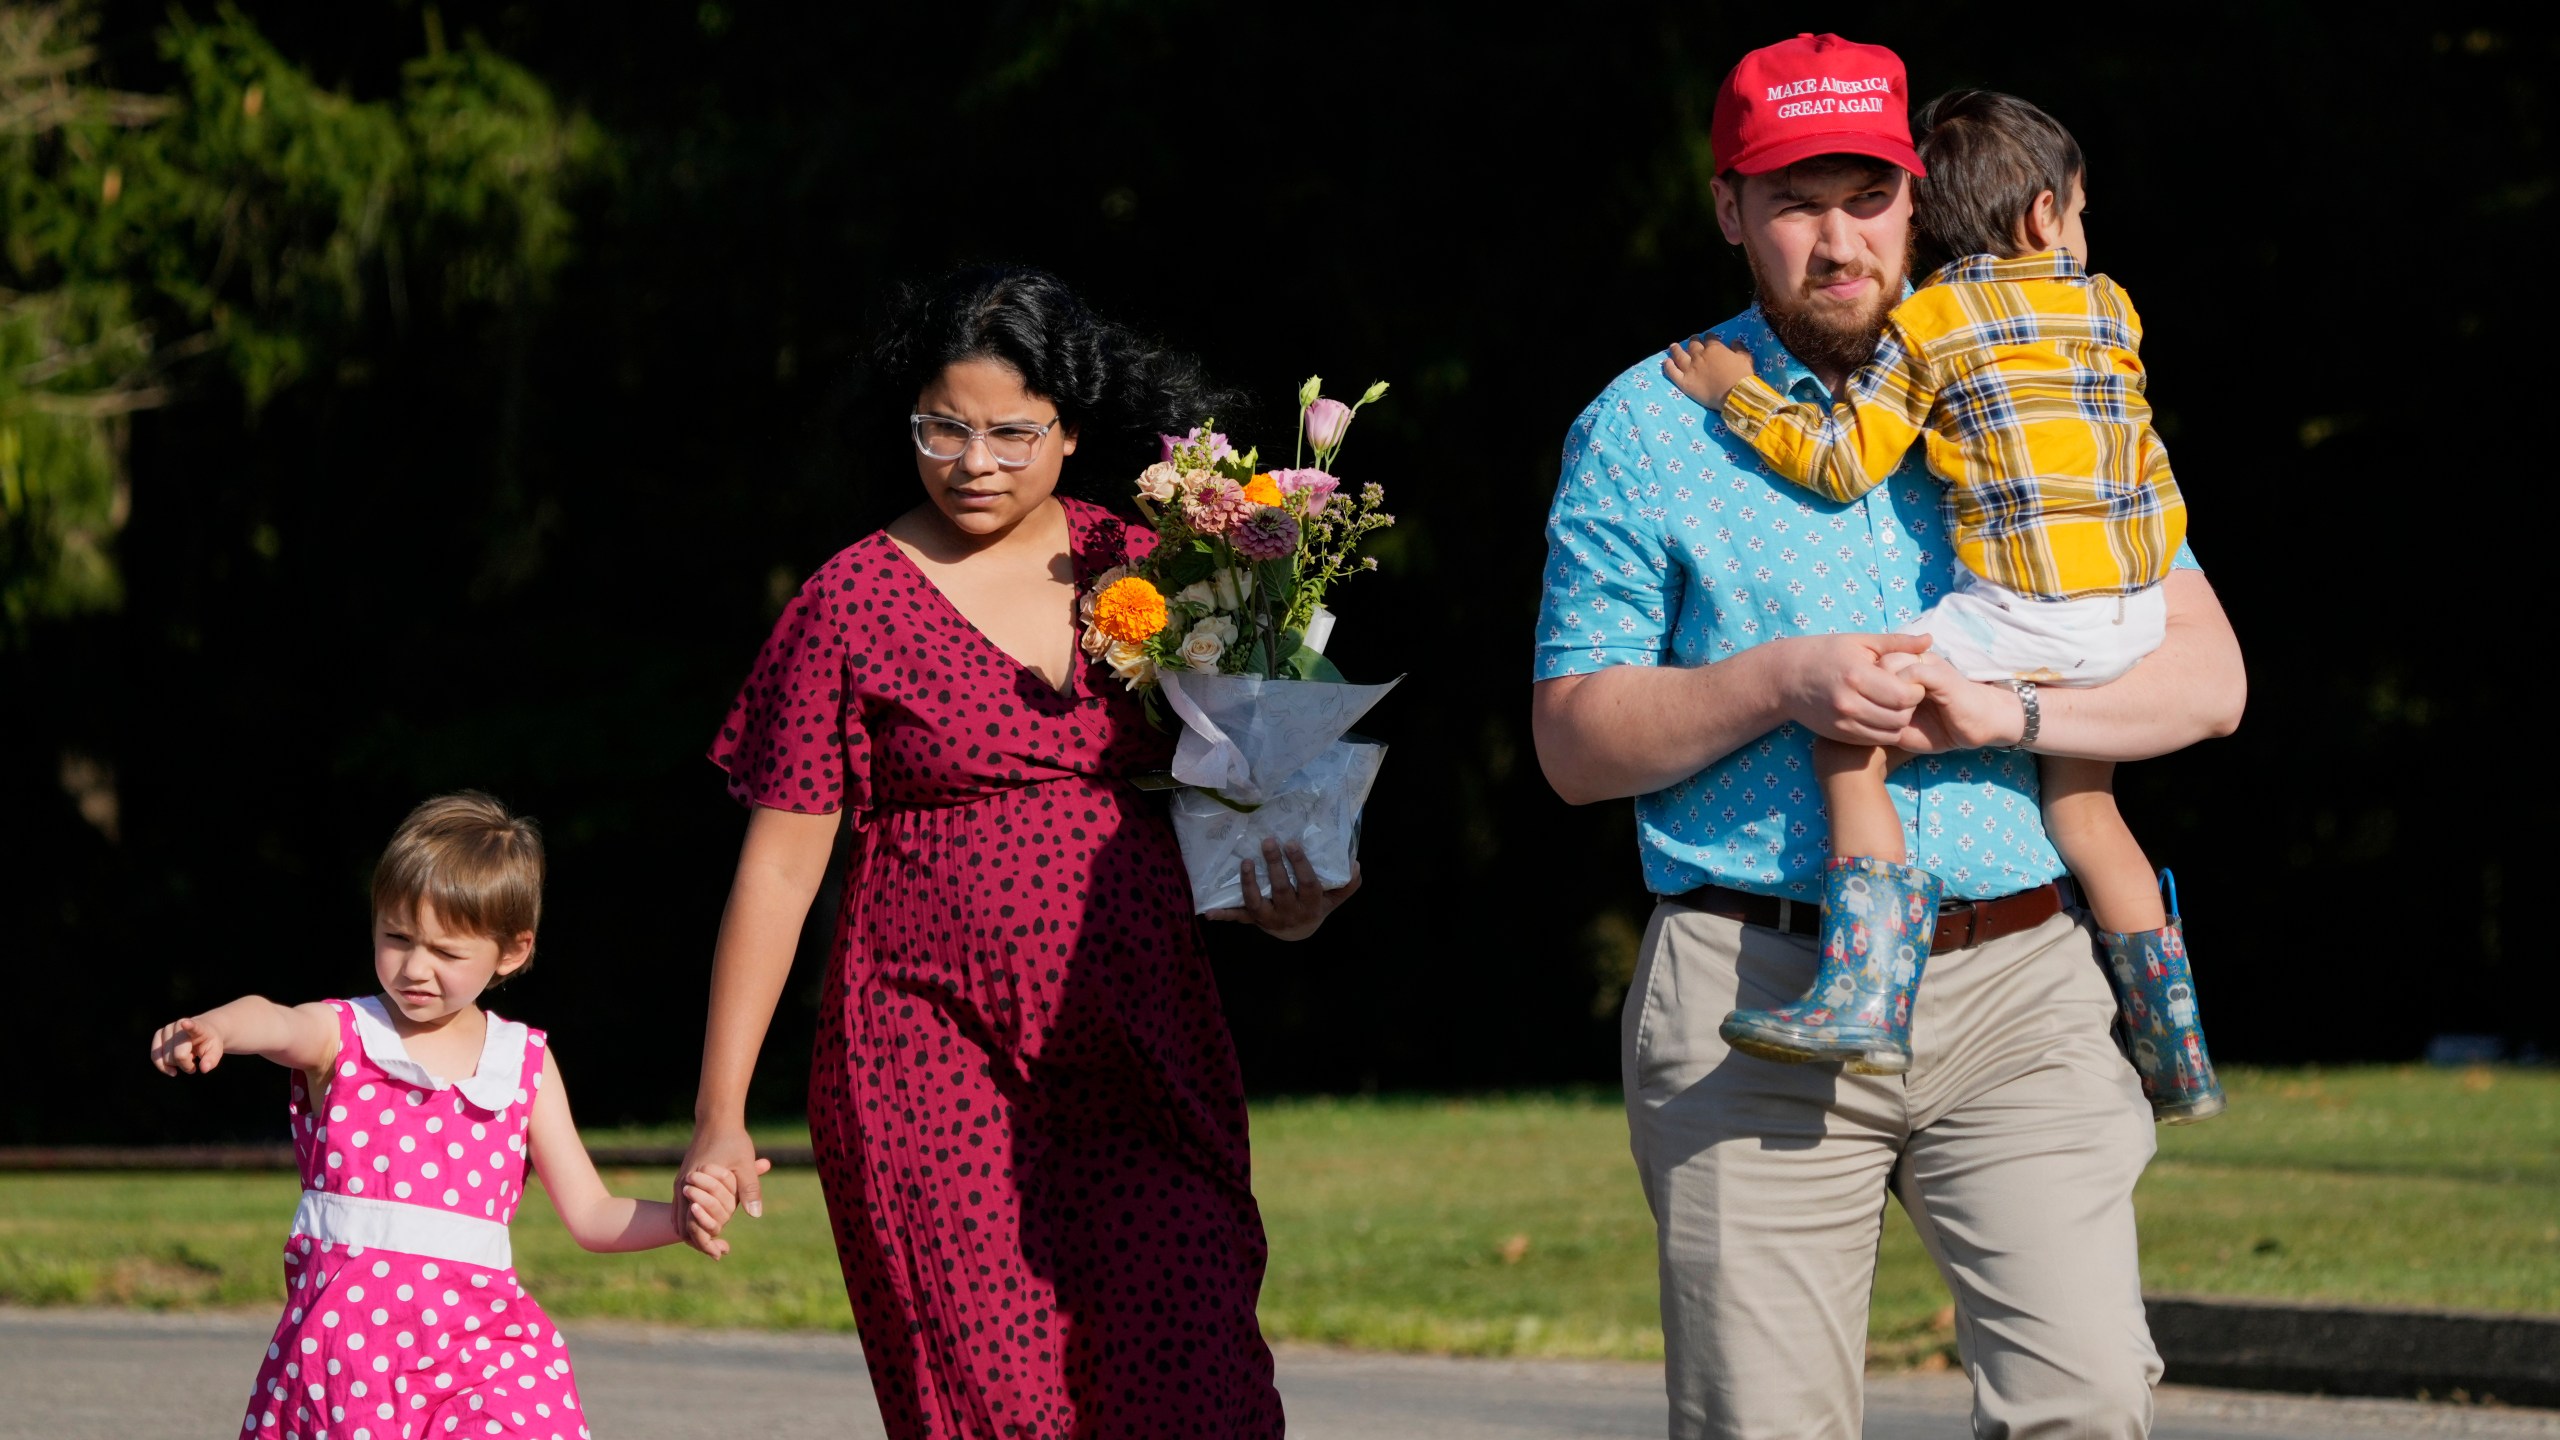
674, 1121, 766, 1257
676, 1163, 763, 1258
1205, 839, 1362, 942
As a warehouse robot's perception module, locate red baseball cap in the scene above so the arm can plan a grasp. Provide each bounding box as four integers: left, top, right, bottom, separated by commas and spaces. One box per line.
1711, 33, 1924, 178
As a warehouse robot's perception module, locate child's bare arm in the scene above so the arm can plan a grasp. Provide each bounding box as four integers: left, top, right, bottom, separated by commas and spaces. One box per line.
524, 1048, 765, 1255
1663, 336, 1760, 410
150, 998, 339, 1076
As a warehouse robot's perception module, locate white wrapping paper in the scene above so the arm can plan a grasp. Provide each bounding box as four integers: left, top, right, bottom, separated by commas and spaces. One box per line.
1168, 739, 1387, 913
1153, 671, 1400, 912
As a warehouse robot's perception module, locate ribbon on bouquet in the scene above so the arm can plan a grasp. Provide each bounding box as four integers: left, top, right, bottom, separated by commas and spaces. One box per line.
1155, 670, 1400, 807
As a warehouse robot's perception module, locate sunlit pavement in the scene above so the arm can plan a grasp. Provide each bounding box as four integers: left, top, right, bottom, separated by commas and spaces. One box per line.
6, 1307, 2555, 1439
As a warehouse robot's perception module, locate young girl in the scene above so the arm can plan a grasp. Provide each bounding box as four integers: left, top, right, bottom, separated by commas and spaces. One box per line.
149, 791, 757, 1440
1663, 89, 2223, 1121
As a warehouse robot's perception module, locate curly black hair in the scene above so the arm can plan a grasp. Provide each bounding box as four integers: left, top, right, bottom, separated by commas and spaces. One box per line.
871, 266, 1244, 488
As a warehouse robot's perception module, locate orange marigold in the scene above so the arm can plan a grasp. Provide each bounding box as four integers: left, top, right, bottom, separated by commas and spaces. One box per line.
1242, 473, 1285, 506
1091, 576, 1169, 644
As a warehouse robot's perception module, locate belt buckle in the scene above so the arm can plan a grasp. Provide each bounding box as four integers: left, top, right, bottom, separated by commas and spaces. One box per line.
1935, 897, 1980, 951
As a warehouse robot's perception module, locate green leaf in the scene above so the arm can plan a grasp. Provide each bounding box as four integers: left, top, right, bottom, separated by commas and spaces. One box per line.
1255, 555, 1299, 614
1156, 546, 1216, 588
1234, 636, 1271, 677
1280, 645, 1346, 683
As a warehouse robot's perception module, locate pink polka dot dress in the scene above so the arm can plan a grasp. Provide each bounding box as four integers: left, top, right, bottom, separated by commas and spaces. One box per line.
709, 499, 1284, 1438
240, 997, 585, 1440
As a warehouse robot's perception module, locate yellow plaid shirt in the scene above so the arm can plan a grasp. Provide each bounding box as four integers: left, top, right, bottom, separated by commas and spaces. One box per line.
1721, 251, 2186, 600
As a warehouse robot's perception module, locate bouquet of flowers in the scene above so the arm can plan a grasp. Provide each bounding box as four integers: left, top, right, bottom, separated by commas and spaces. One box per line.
1079, 376, 1401, 912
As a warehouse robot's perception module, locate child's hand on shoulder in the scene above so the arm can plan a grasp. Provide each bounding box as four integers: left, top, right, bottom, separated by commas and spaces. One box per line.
678, 1159, 770, 1259
1663, 336, 1758, 411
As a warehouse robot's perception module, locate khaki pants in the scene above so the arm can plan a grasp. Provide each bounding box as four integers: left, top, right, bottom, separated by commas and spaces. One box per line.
1623, 900, 2163, 1440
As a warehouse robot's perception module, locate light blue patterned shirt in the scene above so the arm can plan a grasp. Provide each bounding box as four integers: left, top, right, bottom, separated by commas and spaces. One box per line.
1533, 304, 2198, 901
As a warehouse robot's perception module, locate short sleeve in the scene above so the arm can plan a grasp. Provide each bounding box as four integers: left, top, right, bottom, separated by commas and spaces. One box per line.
1532, 394, 1674, 680
706, 561, 869, 816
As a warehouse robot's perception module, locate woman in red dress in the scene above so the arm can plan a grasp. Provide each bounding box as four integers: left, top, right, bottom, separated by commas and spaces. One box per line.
678, 267, 1356, 1438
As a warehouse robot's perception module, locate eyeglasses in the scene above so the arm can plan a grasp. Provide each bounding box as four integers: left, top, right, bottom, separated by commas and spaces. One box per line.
909, 414, 1062, 469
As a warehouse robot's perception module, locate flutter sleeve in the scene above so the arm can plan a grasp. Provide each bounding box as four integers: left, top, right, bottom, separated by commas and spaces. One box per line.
706, 554, 871, 817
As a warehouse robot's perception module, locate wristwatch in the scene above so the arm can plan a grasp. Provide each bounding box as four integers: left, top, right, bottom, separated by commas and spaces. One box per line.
2005, 679, 2041, 750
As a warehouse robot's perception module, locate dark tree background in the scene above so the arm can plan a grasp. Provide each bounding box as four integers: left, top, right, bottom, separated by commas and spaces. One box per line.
9, 2, 2551, 1143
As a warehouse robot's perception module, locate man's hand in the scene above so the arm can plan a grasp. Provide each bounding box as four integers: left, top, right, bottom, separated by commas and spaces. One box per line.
1663, 337, 1759, 410
1892, 652, 2030, 753
1535, 632, 1938, 804
1771, 633, 1935, 745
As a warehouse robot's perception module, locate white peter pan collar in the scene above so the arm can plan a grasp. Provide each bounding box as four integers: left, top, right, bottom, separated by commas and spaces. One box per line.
349, 995, 529, 1111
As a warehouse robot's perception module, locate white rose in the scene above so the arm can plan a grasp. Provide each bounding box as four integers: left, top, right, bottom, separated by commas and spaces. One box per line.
1178, 566, 1252, 611
1135, 464, 1182, 504
1175, 616, 1237, 671
1104, 638, 1156, 690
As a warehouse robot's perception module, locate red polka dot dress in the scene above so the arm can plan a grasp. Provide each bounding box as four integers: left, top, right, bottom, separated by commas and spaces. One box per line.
242, 998, 584, 1440
709, 499, 1283, 1438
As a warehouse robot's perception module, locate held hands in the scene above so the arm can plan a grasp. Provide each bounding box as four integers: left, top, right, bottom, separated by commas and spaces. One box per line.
1888, 652, 2034, 754
673, 1161, 766, 1259
1771, 633, 1936, 746
1663, 336, 1759, 411
1205, 839, 1361, 942
676, 1123, 770, 1258
1766, 636, 2035, 754
150, 1015, 230, 1075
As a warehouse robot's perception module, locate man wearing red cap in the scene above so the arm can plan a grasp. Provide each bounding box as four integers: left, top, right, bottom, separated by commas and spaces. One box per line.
1530, 33, 2246, 1439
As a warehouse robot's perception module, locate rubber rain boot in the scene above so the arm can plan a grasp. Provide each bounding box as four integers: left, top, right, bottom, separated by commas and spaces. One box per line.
2097, 869, 2227, 1124
1720, 856, 1942, 1076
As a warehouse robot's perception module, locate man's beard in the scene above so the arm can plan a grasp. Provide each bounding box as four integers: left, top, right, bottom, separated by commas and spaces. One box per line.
1749, 248, 1903, 378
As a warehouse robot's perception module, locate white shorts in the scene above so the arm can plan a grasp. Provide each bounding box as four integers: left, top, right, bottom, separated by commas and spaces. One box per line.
1903, 570, 2166, 687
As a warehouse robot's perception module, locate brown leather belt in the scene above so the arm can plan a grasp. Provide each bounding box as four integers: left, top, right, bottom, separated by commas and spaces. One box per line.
1672, 880, 2064, 953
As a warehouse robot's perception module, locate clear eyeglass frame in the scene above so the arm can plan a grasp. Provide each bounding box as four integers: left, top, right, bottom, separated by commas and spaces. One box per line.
908, 414, 1061, 470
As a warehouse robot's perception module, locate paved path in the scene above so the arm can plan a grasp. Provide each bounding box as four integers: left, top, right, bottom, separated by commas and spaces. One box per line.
7, 1307, 2556, 1439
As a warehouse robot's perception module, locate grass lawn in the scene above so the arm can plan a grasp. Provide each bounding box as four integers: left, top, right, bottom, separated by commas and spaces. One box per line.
5, 1067, 2554, 1364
